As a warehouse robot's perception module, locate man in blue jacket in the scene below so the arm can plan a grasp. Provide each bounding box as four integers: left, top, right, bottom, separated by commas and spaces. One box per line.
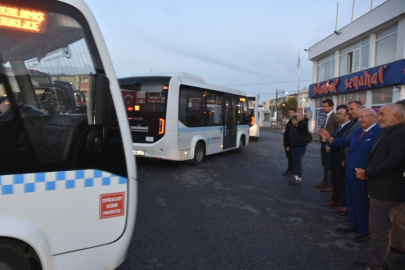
318, 108, 381, 243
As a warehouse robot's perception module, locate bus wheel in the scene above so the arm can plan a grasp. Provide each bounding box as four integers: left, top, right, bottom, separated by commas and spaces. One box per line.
236, 137, 245, 153
193, 142, 205, 165
0, 241, 31, 270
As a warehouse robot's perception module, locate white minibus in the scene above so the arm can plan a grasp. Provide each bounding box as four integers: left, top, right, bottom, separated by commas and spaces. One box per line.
0, 0, 137, 269
248, 96, 260, 140
119, 73, 251, 165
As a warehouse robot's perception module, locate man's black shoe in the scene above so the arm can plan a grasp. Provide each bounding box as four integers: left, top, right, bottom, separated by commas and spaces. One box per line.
391, 247, 405, 254
335, 211, 347, 217
359, 267, 388, 270
392, 255, 405, 266
353, 234, 371, 243
336, 226, 358, 233
282, 170, 293, 176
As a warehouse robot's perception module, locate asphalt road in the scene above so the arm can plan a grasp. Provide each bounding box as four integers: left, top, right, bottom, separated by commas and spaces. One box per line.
117, 128, 404, 270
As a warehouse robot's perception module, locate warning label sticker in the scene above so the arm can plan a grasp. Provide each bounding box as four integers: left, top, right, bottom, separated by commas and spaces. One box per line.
100, 192, 125, 219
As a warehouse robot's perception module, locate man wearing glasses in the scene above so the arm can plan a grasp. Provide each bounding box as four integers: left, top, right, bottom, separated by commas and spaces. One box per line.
318, 108, 381, 243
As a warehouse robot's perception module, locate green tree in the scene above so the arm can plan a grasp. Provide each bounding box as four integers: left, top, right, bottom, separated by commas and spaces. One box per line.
280, 97, 297, 119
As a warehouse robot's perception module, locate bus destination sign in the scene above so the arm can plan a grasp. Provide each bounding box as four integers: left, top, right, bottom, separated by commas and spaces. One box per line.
0, 5, 46, 33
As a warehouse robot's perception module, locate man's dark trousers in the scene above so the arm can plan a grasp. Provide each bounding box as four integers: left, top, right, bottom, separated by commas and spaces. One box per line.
321, 143, 330, 185
329, 153, 344, 203
369, 198, 403, 269
284, 146, 293, 172
346, 178, 369, 236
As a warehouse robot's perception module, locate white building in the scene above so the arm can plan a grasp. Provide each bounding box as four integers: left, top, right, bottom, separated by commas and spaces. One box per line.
307, 0, 405, 133
257, 108, 272, 128
264, 94, 298, 126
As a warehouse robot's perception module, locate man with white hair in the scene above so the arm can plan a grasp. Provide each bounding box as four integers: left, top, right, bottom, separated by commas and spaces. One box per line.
356, 103, 405, 270
391, 99, 405, 267
319, 108, 381, 243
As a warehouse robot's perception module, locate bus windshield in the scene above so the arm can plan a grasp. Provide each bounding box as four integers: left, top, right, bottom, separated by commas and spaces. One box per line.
0, 1, 125, 176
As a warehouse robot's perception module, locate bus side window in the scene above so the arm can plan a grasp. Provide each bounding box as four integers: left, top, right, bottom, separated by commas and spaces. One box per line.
189, 101, 200, 127
179, 96, 187, 124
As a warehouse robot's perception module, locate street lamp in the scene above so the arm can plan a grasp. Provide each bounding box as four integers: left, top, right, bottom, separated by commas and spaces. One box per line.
297, 48, 308, 109
276, 89, 288, 128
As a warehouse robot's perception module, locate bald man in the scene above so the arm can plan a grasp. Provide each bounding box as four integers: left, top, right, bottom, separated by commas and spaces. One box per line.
356, 104, 405, 270
319, 108, 381, 243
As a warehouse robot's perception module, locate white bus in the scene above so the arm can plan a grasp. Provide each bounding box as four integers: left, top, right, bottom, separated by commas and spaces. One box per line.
0, 0, 137, 269
119, 73, 251, 165
248, 96, 260, 140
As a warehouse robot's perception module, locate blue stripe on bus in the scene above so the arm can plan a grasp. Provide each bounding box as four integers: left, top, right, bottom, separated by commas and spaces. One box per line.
0, 170, 127, 196
179, 126, 221, 133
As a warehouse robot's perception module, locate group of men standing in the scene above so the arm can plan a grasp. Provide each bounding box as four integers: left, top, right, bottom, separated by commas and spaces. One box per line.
282, 99, 405, 270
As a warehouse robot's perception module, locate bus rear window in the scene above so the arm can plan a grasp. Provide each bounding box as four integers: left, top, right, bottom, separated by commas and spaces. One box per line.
120, 77, 170, 113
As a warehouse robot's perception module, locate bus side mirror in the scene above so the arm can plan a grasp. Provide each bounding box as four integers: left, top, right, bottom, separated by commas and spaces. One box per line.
87, 73, 112, 125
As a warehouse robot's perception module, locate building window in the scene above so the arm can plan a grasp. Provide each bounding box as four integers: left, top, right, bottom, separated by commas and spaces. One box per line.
337, 95, 346, 106
345, 93, 358, 103
264, 112, 270, 122
339, 38, 370, 76
372, 88, 392, 105
343, 91, 367, 105
316, 53, 335, 82
375, 25, 397, 66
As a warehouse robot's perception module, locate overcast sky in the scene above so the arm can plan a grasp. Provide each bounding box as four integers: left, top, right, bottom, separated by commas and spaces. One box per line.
83, 0, 386, 102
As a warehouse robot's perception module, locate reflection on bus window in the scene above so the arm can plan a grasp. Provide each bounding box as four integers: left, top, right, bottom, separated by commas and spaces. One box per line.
179, 86, 225, 127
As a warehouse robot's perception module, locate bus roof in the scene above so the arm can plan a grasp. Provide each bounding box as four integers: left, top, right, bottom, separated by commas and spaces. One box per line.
120, 73, 247, 97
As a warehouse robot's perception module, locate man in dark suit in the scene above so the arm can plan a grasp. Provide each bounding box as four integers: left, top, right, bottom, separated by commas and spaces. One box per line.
314, 99, 338, 192
391, 99, 405, 267
355, 104, 405, 270
319, 108, 381, 243
323, 105, 351, 207
282, 108, 296, 176
336, 100, 363, 217
341, 101, 363, 158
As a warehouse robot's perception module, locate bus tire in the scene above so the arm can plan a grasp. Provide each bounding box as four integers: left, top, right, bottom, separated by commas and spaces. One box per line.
236, 137, 245, 153
0, 240, 32, 270
193, 142, 205, 165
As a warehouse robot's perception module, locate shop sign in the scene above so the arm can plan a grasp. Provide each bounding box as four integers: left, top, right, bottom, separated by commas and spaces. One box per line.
309, 59, 405, 98
317, 109, 325, 130
313, 79, 340, 96
345, 66, 387, 90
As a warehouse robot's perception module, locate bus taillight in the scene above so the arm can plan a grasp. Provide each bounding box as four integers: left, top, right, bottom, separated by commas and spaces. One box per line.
159, 118, 165, 135
250, 116, 255, 126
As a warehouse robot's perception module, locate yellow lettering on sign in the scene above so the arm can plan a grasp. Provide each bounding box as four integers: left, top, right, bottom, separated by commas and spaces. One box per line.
0, 5, 45, 32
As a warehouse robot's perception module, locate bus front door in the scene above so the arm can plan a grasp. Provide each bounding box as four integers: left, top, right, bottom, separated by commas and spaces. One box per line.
223, 94, 237, 149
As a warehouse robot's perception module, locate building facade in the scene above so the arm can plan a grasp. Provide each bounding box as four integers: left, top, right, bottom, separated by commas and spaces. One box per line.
265, 93, 298, 125
307, 0, 405, 133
